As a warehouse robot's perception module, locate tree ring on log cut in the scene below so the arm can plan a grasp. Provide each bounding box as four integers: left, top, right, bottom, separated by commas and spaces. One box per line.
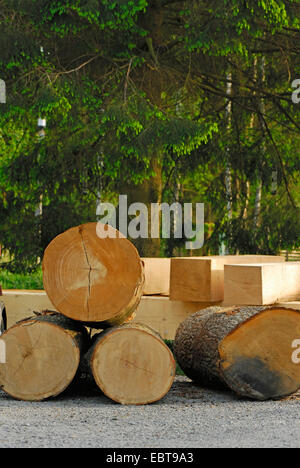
42, 223, 145, 327
90, 324, 176, 405
0, 318, 82, 401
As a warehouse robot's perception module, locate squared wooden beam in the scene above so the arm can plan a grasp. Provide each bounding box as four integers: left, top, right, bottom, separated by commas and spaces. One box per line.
224, 262, 300, 305
1, 290, 54, 329
142, 258, 170, 296
170, 255, 284, 303
1, 290, 212, 340
277, 302, 300, 311
133, 296, 217, 340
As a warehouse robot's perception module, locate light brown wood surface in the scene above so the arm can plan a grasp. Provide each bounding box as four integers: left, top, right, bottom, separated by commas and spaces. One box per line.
0, 313, 88, 401
219, 307, 300, 400
224, 262, 300, 305
3, 291, 298, 340
42, 223, 144, 327
142, 258, 170, 296
1, 290, 53, 329
88, 323, 176, 405
1, 291, 210, 340
170, 255, 284, 303
133, 296, 218, 340
277, 302, 300, 310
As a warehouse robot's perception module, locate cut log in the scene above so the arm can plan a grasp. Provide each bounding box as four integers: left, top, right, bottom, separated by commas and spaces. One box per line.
174, 306, 300, 400
0, 312, 89, 401
42, 223, 145, 328
86, 323, 176, 405
142, 258, 170, 296
224, 262, 300, 305
170, 255, 285, 303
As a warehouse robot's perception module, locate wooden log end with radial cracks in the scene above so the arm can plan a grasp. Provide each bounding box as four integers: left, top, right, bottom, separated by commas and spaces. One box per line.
42, 223, 145, 328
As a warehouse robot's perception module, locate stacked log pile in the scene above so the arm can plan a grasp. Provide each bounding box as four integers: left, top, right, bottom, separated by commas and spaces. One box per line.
1, 229, 300, 403
0, 223, 175, 404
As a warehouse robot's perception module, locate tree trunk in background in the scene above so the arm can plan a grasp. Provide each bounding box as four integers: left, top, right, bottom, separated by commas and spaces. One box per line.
254, 176, 262, 227
254, 56, 266, 229
225, 73, 233, 224
242, 180, 250, 220
120, 157, 162, 257
221, 72, 233, 255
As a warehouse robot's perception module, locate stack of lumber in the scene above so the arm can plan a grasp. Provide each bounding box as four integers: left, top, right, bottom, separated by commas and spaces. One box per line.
170, 256, 300, 400
5, 255, 297, 341
1, 239, 300, 402
169, 255, 285, 303
0, 223, 175, 404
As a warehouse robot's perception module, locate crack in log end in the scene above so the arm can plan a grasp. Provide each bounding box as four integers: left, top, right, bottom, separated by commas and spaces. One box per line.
220, 356, 288, 401
79, 229, 92, 317
78, 229, 108, 321
120, 358, 155, 376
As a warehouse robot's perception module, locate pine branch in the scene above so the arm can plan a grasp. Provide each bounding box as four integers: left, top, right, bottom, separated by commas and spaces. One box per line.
260, 115, 297, 208
146, 37, 159, 66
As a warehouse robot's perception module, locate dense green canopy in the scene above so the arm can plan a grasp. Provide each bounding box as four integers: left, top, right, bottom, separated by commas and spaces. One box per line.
0, 0, 299, 269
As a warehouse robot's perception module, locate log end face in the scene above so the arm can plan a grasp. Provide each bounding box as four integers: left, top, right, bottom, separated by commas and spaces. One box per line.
0, 319, 81, 401
91, 326, 176, 405
220, 356, 290, 400
43, 223, 144, 325
219, 308, 300, 400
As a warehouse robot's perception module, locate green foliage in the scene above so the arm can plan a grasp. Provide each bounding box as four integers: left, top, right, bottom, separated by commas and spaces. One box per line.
186, 0, 298, 55
0, 268, 43, 289
0, 0, 299, 268
165, 340, 185, 376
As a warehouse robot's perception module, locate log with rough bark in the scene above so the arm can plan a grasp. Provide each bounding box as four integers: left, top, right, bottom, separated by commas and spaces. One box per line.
43, 223, 145, 328
0, 312, 89, 401
174, 306, 300, 400
86, 323, 176, 405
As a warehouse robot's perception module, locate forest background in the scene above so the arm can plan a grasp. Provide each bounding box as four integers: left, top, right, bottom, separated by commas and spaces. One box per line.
0, 0, 299, 276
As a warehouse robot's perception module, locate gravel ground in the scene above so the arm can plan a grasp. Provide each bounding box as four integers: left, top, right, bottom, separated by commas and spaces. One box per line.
0, 376, 299, 449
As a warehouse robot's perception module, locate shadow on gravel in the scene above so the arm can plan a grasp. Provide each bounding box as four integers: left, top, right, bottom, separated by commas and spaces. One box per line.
164, 378, 300, 405
55, 373, 241, 405
1, 375, 298, 406
55, 374, 113, 404
161, 378, 241, 405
